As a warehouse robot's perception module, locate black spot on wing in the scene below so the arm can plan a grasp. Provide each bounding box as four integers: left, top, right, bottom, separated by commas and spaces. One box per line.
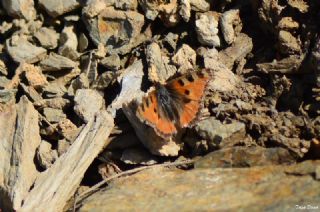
184, 89, 190, 95
178, 79, 185, 86
187, 74, 195, 82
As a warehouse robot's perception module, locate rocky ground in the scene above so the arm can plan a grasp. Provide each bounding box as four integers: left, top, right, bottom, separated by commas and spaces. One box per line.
0, 0, 320, 211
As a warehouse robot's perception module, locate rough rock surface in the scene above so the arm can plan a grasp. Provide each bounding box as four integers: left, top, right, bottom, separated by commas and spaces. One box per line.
79, 161, 320, 211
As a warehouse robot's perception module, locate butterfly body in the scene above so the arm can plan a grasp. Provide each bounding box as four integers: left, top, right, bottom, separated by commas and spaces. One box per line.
137, 69, 211, 139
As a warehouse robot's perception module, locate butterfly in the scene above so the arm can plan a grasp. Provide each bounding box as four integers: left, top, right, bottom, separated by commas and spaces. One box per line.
136, 69, 211, 139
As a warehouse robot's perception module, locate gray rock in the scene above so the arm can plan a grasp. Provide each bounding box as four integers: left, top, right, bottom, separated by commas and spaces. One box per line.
58, 25, 79, 60
39, 53, 77, 72
121, 147, 159, 165
1, 0, 36, 20
5, 37, 47, 63
100, 54, 120, 70
0, 76, 10, 88
78, 33, 88, 52
78, 161, 320, 211
195, 146, 296, 168
0, 57, 8, 75
36, 140, 58, 169
57, 139, 71, 156
43, 107, 66, 123
0, 89, 16, 104
179, 0, 191, 22
83, 7, 150, 55
20, 83, 42, 102
195, 11, 220, 47
38, 0, 81, 18
42, 82, 67, 98
34, 27, 59, 49
74, 89, 104, 123
194, 117, 246, 149
68, 73, 90, 96
34, 97, 71, 110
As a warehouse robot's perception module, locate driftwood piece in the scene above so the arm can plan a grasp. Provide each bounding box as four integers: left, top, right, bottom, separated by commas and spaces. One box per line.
0, 96, 41, 211
20, 110, 114, 212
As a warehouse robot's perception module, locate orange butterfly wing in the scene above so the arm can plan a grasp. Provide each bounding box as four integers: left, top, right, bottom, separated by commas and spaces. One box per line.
137, 91, 177, 137
167, 70, 210, 127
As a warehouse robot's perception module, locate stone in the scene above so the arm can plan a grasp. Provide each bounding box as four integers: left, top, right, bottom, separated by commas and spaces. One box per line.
278, 17, 299, 31
20, 83, 42, 102
0, 89, 16, 104
1, 0, 36, 20
288, 0, 308, 13
34, 27, 59, 49
194, 117, 246, 149
114, 0, 138, 10
195, 11, 220, 47
22, 63, 48, 89
36, 140, 58, 169
0, 56, 8, 76
5, 37, 47, 63
83, 6, 150, 55
278, 30, 301, 54
78, 33, 88, 52
0, 96, 41, 210
146, 42, 175, 83
34, 97, 71, 110
57, 118, 80, 142
195, 146, 296, 168
68, 73, 90, 96
38, 0, 81, 18
78, 161, 320, 211
39, 53, 77, 72
220, 9, 242, 45
43, 82, 67, 98
100, 54, 120, 70
179, 0, 191, 22
190, 0, 210, 12
121, 147, 159, 165
74, 89, 104, 123
57, 139, 71, 156
172, 44, 196, 73
43, 107, 66, 123
58, 25, 79, 60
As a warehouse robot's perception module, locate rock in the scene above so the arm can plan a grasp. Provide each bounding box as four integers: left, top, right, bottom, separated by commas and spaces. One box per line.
21, 111, 114, 212
0, 96, 41, 210
163, 32, 179, 51
146, 42, 175, 83
1, 0, 36, 20
100, 54, 120, 70
83, 6, 150, 55
34, 27, 59, 49
218, 33, 253, 70
38, 0, 81, 18
288, 0, 309, 13
114, 0, 138, 10
57, 118, 80, 142
43, 107, 66, 123
278, 30, 301, 54
74, 89, 104, 123
172, 44, 196, 73
256, 55, 304, 74
5, 36, 47, 63
68, 73, 90, 96
58, 25, 79, 60
20, 83, 42, 102
220, 9, 242, 45
39, 53, 77, 72
0, 89, 16, 104
195, 11, 220, 47
195, 146, 296, 168
78, 160, 320, 211
43, 82, 67, 98
278, 17, 299, 31
193, 117, 246, 149
78, 33, 89, 52
22, 63, 48, 89
121, 147, 159, 165
34, 97, 71, 110
107, 131, 141, 150
0, 76, 10, 88
57, 139, 71, 156
0, 58, 8, 76
190, 0, 210, 11
36, 140, 58, 169
179, 0, 191, 22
